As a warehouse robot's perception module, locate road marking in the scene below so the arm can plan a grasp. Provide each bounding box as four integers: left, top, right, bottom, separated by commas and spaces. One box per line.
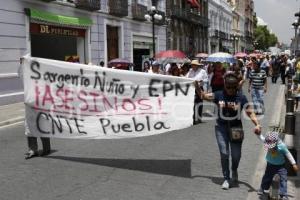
0, 121, 23, 129
0, 91, 24, 98
0, 73, 18, 78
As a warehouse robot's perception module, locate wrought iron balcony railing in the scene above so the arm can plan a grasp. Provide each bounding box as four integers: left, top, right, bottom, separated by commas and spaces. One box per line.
75, 0, 100, 11
109, 0, 128, 17
131, 3, 147, 21
170, 6, 209, 27
245, 30, 253, 40
170, 7, 189, 21
219, 31, 226, 40
188, 11, 202, 25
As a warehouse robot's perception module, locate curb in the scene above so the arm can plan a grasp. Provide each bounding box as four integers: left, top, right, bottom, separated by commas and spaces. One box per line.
0, 116, 24, 127
247, 85, 285, 200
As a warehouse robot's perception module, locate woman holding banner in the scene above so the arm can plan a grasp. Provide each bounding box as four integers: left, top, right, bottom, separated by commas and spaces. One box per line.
202, 72, 261, 190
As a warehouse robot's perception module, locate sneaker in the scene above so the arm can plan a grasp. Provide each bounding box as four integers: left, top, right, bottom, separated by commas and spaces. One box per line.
257, 188, 264, 195
232, 170, 238, 184
25, 150, 38, 160
221, 180, 230, 190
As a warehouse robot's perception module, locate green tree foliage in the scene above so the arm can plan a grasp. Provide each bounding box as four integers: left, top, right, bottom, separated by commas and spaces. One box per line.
254, 25, 278, 50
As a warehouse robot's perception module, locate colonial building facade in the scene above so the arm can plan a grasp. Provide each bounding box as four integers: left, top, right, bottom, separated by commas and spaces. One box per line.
226, 0, 255, 53
207, 0, 233, 54
0, 0, 167, 104
244, 0, 255, 52
166, 0, 209, 57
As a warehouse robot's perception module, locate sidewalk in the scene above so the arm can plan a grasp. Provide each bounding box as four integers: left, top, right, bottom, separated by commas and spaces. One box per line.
0, 102, 24, 127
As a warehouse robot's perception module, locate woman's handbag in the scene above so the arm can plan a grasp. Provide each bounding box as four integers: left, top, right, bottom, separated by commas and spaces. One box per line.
227, 121, 244, 143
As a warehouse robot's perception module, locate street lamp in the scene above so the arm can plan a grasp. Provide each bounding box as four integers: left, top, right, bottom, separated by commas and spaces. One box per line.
231, 34, 239, 53
145, 6, 162, 57
292, 19, 300, 56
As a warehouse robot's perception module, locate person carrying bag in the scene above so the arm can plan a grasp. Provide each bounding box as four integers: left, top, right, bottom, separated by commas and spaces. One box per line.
201, 72, 261, 190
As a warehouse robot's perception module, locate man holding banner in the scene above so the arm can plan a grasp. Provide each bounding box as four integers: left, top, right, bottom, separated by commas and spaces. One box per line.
19, 56, 51, 159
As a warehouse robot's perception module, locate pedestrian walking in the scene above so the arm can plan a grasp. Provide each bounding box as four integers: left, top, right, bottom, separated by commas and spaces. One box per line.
179, 62, 190, 77
19, 56, 52, 159
187, 60, 208, 124
248, 59, 267, 115
209, 62, 226, 92
270, 55, 280, 83
202, 72, 262, 189
260, 55, 270, 76
148, 61, 163, 74
279, 55, 287, 84
168, 63, 180, 76
257, 131, 299, 200
228, 63, 245, 90
292, 79, 300, 111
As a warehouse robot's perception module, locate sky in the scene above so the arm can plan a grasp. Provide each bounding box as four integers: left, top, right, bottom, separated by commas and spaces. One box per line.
253, 0, 300, 45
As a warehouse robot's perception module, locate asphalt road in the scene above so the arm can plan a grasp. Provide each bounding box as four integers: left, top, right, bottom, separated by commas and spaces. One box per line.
0, 82, 283, 200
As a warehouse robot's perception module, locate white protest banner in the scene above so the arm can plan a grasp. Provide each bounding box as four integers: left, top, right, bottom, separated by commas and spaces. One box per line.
23, 56, 195, 139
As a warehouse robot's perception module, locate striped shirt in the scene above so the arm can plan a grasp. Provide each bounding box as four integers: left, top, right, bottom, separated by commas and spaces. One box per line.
249, 69, 267, 89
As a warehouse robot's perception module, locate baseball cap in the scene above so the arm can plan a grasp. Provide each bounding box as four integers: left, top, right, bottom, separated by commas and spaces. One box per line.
264, 131, 279, 149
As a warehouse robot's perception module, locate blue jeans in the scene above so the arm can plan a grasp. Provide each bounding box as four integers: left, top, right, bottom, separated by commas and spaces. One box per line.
260, 163, 287, 197
215, 123, 242, 180
251, 88, 264, 113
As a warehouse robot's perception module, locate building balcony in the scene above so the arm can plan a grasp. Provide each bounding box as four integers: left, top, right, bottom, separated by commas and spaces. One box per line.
219, 31, 226, 40
245, 30, 253, 40
245, 30, 253, 37
109, 0, 128, 17
188, 12, 206, 26
74, 0, 100, 11
170, 6, 209, 27
170, 7, 188, 21
131, 3, 147, 21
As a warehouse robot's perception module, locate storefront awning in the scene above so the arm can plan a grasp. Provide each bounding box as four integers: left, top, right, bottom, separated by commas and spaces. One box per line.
24, 8, 93, 28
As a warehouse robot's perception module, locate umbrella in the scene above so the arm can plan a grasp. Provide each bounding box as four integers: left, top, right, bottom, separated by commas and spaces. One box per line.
206, 52, 236, 63
234, 52, 247, 58
108, 58, 133, 70
155, 50, 189, 70
108, 58, 132, 65
155, 50, 186, 59
195, 53, 208, 58
249, 53, 263, 59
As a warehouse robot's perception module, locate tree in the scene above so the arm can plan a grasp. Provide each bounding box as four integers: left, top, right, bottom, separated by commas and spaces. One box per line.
254, 25, 278, 50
